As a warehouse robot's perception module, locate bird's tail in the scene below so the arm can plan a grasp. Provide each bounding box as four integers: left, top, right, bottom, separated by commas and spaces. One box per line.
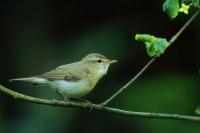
9, 77, 32, 82
9, 77, 47, 84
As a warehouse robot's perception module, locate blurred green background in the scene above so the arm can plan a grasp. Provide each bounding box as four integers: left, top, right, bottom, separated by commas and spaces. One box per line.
1, 0, 200, 133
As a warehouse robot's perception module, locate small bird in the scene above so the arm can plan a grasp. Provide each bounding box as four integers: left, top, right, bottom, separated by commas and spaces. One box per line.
10, 53, 117, 102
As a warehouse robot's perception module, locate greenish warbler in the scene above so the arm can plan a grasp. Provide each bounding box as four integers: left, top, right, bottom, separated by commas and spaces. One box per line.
10, 53, 117, 101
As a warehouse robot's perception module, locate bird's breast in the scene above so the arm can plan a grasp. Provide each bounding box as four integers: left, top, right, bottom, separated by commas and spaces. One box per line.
49, 80, 95, 98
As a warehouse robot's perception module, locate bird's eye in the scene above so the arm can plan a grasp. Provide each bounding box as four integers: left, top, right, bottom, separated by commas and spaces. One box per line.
97, 59, 102, 63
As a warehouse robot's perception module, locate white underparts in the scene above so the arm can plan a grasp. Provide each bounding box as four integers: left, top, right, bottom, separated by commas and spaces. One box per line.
49, 80, 91, 98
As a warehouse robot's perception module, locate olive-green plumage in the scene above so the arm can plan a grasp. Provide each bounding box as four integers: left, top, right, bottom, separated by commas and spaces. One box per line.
10, 53, 116, 100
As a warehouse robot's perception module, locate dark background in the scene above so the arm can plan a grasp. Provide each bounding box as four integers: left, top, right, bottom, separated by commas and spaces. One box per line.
1, 0, 200, 133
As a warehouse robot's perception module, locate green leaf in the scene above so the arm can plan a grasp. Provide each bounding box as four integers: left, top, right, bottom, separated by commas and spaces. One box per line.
192, 0, 199, 7
135, 34, 169, 57
135, 34, 155, 43
163, 0, 180, 19
195, 106, 200, 115
145, 42, 157, 57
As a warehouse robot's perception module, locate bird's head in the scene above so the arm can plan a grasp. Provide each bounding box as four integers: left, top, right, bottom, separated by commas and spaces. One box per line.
82, 53, 117, 75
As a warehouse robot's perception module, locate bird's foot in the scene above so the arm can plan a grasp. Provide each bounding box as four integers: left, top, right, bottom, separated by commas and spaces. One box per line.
69, 98, 93, 111
63, 98, 72, 106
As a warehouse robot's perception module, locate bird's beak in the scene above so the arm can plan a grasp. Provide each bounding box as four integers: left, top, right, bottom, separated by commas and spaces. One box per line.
107, 59, 117, 64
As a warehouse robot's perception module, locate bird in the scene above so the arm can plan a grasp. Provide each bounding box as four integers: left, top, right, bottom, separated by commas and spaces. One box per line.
10, 53, 117, 102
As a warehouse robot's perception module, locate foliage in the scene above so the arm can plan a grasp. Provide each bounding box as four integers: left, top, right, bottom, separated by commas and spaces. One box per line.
135, 34, 168, 57
0, 0, 200, 133
163, 0, 180, 19
163, 0, 199, 19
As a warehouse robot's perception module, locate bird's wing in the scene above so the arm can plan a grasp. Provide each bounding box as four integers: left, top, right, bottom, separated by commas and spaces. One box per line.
39, 63, 89, 82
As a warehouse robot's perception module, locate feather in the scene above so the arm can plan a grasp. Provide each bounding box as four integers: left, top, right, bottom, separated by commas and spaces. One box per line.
39, 62, 89, 81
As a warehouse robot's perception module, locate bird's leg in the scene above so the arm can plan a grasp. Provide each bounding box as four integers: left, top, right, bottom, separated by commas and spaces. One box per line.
63, 97, 72, 106
55, 90, 64, 99
55, 90, 71, 106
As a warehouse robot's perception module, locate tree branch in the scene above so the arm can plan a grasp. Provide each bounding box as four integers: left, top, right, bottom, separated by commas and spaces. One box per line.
101, 9, 200, 106
1, 85, 200, 122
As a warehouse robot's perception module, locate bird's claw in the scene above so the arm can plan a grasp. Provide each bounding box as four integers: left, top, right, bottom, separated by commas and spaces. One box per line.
98, 103, 106, 109
78, 99, 93, 112
63, 98, 72, 106
69, 98, 93, 111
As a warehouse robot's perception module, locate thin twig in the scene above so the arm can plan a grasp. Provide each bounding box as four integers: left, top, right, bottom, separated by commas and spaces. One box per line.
1, 85, 200, 122
101, 9, 200, 106
100, 57, 156, 106
167, 9, 200, 46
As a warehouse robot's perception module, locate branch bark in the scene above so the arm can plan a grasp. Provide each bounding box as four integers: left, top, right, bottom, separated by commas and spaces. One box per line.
1, 85, 200, 122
